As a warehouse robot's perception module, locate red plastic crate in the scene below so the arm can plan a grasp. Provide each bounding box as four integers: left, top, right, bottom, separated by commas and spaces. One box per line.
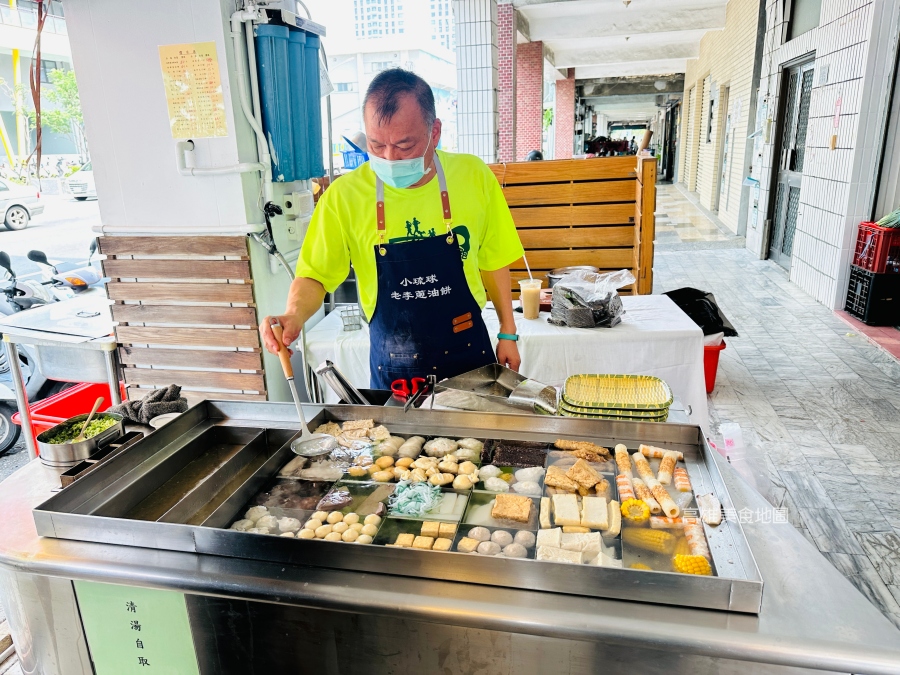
704, 341, 726, 393
852, 222, 900, 274
12, 381, 126, 451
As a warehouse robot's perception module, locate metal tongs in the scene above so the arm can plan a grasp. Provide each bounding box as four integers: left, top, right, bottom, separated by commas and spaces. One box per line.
406, 374, 436, 413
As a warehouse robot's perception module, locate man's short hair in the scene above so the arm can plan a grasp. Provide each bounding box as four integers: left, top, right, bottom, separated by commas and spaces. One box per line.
363, 68, 436, 127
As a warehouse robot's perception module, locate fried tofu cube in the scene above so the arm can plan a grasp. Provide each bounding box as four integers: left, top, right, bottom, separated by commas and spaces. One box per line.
545, 465, 578, 492
457, 536, 479, 553
433, 537, 453, 552
394, 533, 415, 547
438, 523, 456, 538
413, 536, 434, 550
420, 521, 441, 538
567, 458, 602, 489
491, 494, 533, 523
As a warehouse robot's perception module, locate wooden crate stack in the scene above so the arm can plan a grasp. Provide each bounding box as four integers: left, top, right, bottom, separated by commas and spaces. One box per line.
98, 236, 266, 402
488, 155, 656, 296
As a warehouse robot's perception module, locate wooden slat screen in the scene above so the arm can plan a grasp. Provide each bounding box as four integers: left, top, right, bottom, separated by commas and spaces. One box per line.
99, 235, 266, 402
488, 156, 655, 297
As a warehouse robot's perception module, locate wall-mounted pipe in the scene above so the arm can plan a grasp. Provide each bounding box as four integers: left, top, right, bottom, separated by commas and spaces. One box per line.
175, 140, 265, 177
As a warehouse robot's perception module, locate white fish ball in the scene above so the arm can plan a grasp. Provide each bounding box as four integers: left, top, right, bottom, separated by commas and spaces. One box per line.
490, 530, 514, 547
502, 543, 528, 558
477, 541, 501, 556
514, 531, 536, 548
468, 526, 491, 542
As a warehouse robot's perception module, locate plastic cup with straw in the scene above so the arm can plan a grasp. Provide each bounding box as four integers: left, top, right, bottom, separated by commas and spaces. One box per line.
518, 254, 542, 319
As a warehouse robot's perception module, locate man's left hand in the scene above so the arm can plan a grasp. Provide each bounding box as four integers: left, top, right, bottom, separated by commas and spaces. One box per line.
496, 339, 521, 372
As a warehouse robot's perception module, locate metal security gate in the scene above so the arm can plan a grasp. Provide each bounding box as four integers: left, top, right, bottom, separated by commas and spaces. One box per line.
769, 61, 814, 269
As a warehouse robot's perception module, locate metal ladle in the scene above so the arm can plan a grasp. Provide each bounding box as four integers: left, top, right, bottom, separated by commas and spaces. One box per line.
271, 320, 337, 457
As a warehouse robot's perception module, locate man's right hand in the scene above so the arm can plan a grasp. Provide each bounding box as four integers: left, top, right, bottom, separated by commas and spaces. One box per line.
259, 314, 302, 355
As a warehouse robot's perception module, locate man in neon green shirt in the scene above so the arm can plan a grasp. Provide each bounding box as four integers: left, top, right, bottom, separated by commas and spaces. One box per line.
261, 69, 524, 390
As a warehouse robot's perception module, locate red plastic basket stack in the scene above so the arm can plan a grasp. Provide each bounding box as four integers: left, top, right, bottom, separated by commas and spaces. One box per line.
852, 222, 900, 274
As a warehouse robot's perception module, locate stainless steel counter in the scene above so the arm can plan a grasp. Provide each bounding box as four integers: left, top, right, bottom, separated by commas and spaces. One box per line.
1, 405, 899, 674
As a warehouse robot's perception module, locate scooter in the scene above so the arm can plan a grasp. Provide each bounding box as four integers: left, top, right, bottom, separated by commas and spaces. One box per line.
27, 240, 104, 294
0, 251, 81, 453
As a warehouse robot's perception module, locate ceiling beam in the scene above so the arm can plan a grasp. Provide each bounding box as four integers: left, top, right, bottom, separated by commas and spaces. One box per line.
554, 41, 699, 67
522, 6, 727, 41
580, 77, 684, 96
575, 59, 691, 78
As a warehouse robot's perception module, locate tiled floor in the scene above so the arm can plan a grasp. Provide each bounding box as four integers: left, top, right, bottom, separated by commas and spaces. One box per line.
655, 183, 739, 248
655, 246, 900, 629
836, 310, 900, 360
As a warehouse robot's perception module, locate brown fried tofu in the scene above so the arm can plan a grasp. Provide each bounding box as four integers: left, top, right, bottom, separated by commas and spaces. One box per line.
567, 458, 602, 489
544, 465, 578, 492
491, 494, 533, 523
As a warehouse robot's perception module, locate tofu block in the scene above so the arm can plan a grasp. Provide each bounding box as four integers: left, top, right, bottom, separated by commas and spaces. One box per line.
537, 545, 584, 564
438, 523, 457, 538
491, 494, 533, 523
539, 497, 551, 529
607, 500, 622, 537
433, 537, 453, 552
552, 494, 581, 527
395, 533, 415, 547
413, 536, 434, 550
457, 536, 479, 553
545, 465, 578, 492
581, 496, 609, 530
567, 458, 602, 489
536, 527, 562, 549
420, 521, 441, 538
561, 532, 602, 555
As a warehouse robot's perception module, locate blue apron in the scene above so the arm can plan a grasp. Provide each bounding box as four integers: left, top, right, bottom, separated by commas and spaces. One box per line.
368, 154, 496, 389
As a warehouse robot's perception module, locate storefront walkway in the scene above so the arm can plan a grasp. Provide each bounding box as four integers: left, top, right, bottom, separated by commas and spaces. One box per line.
655, 183, 742, 248
655, 246, 900, 629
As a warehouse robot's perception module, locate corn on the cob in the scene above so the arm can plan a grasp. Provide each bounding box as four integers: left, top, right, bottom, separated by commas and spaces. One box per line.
684, 520, 710, 560
674, 536, 692, 556
622, 527, 676, 554
640, 444, 684, 461
632, 478, 661, 514
673, 467, 692, 492
615, 474, 635, 501
650, 516, 684, 529
673, 554, 712, 576
647, 477, 680, 518
620, 498, 650, 524
657, 450, 678, 484
631, 451, 655, 482
629, 562, 653, 571
614, 444, 632, 479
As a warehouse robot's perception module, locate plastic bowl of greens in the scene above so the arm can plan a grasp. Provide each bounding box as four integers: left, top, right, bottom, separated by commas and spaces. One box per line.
36, 412, 124, 468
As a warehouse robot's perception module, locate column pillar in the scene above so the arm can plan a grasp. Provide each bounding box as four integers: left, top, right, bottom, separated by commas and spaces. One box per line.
453, 0, 499, 163
555, 68, 575, 159
497, 2, 516, 162
515, 40, 543, 160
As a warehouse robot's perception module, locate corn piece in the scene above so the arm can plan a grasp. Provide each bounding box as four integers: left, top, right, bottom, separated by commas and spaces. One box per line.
629, 562, 653, 571
620, 498, 650, 525
622, 527, 676, 554
673, 554, 712, 576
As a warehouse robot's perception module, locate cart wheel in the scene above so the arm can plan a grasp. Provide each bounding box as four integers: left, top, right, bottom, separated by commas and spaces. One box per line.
0, 402, 22, 454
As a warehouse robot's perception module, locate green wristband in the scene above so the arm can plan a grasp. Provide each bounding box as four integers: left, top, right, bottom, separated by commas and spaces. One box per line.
497, 332, 519, 342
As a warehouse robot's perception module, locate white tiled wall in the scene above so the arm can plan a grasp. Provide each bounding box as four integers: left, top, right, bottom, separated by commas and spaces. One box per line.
748, 0, 900, 309
453, 0, 499, 162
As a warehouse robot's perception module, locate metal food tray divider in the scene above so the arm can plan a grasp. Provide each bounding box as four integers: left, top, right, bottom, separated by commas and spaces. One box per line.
433, 364, 559, 415
33, 400, 763, 613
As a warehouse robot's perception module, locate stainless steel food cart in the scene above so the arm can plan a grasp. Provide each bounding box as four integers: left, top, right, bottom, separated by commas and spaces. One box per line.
1, 401, 899, 674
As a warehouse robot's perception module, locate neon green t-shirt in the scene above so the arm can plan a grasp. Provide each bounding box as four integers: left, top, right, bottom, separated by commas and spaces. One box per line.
296, 150, 524, 319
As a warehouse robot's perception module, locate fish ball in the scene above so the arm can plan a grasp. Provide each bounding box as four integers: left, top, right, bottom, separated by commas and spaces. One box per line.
477, 541, 501, 556
343, 513, 360, 525
364, 514, 382, 526
326, 512, 344, 524
514, 531, 536, 548
298, 529, 316, 539
350, 523, 364, 532
342, 528, 359, 542
304, 518, 323, 531
280, 532, 296, 538
314, 524, 333, 538
357, 534, 374, 545
503, 543, 528, 558
467, 526, 491, 542
231, 519, 254, 532
332, 522, 349, 534
375, 456, 395, 469
313, 511, 329, 522
490, 530, 514, 547
244, 506, 268, 522
256, 515, 278, 530
361, 524, 379, 537
324, 531, 343, 542
277, 517, 302, 533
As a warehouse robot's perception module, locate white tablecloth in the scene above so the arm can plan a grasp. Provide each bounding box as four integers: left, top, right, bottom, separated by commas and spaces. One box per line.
304, 295, 708, 429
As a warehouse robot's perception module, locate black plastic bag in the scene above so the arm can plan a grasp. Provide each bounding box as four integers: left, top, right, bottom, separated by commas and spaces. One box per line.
663, 287, 738, 337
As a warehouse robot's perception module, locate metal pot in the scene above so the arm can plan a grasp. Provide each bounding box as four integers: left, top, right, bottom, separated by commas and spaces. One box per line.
36, 412, 125, 468
546, 265, 599, 288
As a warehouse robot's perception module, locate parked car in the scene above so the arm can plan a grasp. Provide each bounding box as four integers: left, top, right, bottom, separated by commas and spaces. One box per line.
65, 162, 96, 200
0, 178, 44, 231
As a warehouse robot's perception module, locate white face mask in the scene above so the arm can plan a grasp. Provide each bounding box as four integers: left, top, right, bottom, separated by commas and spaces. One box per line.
369, 134, 433, 188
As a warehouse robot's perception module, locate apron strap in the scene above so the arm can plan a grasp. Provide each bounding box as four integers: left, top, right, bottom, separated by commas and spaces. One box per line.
375, 152, 453, 252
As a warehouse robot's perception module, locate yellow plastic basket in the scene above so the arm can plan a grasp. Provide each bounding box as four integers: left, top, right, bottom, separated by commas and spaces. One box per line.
562, 374, 673, 411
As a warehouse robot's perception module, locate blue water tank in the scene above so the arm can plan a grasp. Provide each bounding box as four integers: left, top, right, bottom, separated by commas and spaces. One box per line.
287, 31, 310, 181
304, 33, 325, 178
255, 25, 296, 182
